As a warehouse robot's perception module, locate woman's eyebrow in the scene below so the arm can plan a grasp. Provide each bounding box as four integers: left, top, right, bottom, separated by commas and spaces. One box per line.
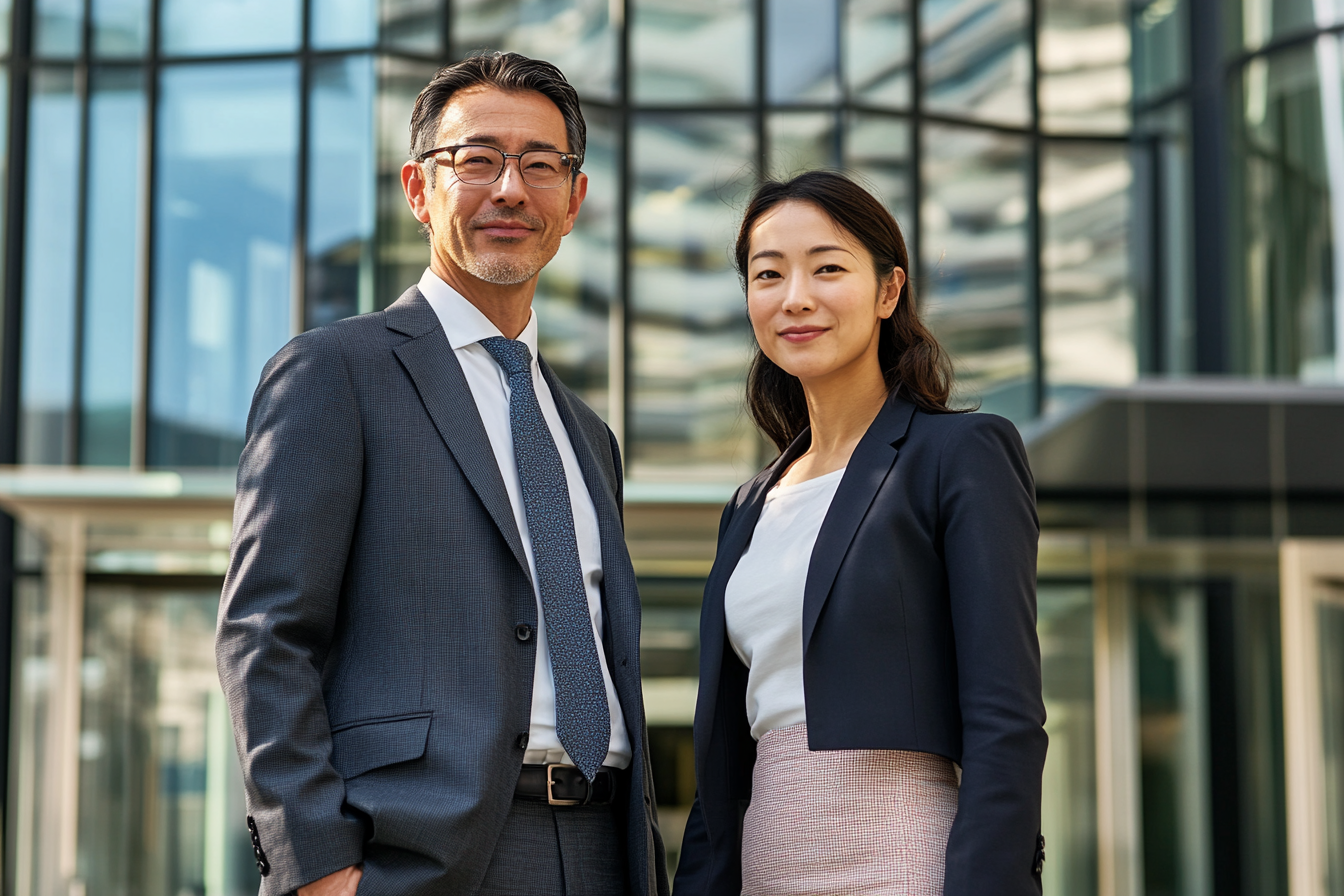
750, 249, 785, 262
809, 244, 854, 256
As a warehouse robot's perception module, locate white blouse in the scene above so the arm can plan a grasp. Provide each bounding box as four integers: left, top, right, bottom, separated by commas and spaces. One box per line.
724, 467, 846, 741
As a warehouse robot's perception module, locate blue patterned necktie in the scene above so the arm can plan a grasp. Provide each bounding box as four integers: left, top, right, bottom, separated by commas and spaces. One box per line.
479, 336, 611, 781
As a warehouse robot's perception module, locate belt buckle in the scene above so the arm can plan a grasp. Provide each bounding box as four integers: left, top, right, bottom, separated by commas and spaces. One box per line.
546, 764, 584, 806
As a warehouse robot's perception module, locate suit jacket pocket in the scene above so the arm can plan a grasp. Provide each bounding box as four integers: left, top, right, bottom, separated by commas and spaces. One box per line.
330, 711, 433, 780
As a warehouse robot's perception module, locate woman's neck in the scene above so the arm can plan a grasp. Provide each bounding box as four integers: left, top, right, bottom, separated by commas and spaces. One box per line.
779, 361, 890, 485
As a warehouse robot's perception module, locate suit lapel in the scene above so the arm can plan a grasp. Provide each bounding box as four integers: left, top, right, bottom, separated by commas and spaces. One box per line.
386, 288, 531, 580
801, 393, 917, 653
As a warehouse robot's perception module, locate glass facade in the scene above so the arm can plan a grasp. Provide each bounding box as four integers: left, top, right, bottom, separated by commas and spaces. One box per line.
1, 0, 1343, 895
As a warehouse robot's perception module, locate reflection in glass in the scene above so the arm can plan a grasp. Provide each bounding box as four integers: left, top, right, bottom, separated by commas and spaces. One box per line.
1038, 584, 1097, 896
151, 63, 298, 468
312, 0, 378, 49
375, 57, 439, 311
767, 112, 839, 179
35, 0, 82, 56
307, 55, 376, 330
632, 0, 754, 103
920, 124, 1031, 418
1133, 101, 1193, 374
1039, 0, 1130, 133
0, 0, 11, 53
845, 0, 912, 107
381, 0, 443, 55
77, 586, 256, 896
161, 0, 301, 56
1131, 0, 1187, 102
1236, 0, 1320, 53
921, 0, 1030, 126
844, 112, 913, 257
535, 105, 616, 418
1233, 42, 1342, 380
93, 0, 149, 57
21, 68, 79, 465
1041, 141, 1134, 413
82, 69, 146, 467
10, 578, 55, 896
630, 113, 757, 482
1136, 583, 1212, 896
767, 0, 839, 103
454, 0, 616, 100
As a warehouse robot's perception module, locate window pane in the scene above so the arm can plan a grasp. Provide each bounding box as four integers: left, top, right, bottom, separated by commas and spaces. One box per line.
921, 124, 1032, 419
1038, 583, 1098, 896
77, 585, 256, 896
767, 111, 839, 179
1134, 101, 1194, 374
1236, 0, 1318, 53
1132, 0, 1188, 101
630, 114, 757, 482
313, 0, 378, 49
161, 0, 301, 56
767, 0, 839, 103
93, 0, 149, 57
632, 0, 755, 103
454, 0, 616, 100
844, 112, 914, 258
1232, 42, 1341, 380
921, 0, 1030, 127
35, 0, 82, 57
845, 0, 912, 108
1040, 0, 1130, 134
1042, 141, 1135, 413
82, 68, 147, 467
21, 68, 80, 465
536, 105, 616, 418
151, 62, 299, 468
375, 57, 438, 312
0, 0, 11, 53
380, 0, 442, 55
307, 55, 376, 330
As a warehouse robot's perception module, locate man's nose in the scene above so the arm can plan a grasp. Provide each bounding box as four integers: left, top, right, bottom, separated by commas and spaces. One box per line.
490, 158, 528, 205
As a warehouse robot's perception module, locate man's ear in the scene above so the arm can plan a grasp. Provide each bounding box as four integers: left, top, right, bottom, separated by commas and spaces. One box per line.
401, 160, 432, 225
562, 171, 589, 237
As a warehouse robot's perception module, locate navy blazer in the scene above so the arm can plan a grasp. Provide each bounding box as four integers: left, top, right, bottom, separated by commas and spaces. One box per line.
673, 392, 1047, 896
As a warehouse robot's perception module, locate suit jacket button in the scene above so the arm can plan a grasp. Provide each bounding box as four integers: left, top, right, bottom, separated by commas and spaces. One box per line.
515, 623, 533, 642
517, 733, 529, 749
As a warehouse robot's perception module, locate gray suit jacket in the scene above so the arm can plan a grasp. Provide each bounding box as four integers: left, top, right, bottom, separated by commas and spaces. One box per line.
216, 286, 668, 896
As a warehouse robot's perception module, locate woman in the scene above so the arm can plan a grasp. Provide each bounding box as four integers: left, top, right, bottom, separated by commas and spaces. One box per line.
672, 171, 1047, 896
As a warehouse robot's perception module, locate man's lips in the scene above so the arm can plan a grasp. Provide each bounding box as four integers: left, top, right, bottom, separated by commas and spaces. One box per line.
778, 326, 828, 343
474, 214, 541, 239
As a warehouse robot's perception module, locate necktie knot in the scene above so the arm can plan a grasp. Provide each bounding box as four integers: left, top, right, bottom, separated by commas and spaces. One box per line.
480, 336, 532, 379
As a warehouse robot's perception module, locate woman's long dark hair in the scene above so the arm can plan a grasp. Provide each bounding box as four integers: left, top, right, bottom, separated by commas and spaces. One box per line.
736, 170, 963, 452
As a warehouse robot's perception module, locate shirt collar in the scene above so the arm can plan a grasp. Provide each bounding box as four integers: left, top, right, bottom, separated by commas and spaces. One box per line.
418, 267, 539, 362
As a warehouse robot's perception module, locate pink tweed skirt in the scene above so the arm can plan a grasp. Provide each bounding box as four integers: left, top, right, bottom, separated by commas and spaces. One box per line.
741, 724, 959, 896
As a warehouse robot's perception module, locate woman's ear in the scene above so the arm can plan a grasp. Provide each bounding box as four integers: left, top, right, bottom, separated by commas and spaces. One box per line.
878, 268, 905, 320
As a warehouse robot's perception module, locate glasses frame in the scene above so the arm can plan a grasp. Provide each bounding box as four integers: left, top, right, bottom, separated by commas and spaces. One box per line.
415, 144, 581, 189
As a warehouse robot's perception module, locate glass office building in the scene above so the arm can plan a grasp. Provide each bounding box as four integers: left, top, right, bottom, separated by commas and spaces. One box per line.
0, 0, 1341, 894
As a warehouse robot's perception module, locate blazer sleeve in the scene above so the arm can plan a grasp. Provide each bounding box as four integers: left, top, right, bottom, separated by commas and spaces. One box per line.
937, 414, 1047, 896
215, 327, 366, 895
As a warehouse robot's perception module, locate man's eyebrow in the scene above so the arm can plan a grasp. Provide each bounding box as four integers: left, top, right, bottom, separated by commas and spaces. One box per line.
458, 135, 564, 152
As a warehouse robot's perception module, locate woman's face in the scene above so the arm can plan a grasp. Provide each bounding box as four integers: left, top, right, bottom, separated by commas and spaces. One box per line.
746, 200, 903, 386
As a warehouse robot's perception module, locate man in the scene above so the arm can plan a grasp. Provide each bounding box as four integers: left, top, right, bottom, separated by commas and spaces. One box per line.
216, 52, 667, 896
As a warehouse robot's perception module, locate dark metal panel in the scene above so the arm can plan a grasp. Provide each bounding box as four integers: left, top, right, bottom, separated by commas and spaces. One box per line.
1145, 402, 1271, 491
1025, 399, 1129, 490
1283, 404, 1344, 491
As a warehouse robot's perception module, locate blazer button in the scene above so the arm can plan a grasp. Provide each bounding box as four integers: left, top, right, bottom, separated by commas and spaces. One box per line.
517, 733, 529, 749
515, 623, 533, 642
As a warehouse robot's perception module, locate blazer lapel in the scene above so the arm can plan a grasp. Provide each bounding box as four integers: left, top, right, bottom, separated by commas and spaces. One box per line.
386, 288, 531, 580
801, 393, 918, 653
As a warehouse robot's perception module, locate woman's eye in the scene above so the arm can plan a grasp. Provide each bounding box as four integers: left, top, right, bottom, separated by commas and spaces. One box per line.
816, 264, 844, 274
754, 269, 781, 281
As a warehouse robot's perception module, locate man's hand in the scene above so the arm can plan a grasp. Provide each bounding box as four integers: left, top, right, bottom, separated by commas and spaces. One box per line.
298, 865, 362, 896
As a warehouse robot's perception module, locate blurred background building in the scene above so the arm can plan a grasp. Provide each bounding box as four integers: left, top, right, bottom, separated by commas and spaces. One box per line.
0, 0, 1341, 894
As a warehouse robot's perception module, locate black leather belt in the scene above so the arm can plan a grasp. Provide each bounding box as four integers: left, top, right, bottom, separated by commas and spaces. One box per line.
516, 764, 621, 806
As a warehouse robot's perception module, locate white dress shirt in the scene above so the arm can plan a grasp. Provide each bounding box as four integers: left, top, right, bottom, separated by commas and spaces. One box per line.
418, 268, 632, 770
724, 467, 846, 741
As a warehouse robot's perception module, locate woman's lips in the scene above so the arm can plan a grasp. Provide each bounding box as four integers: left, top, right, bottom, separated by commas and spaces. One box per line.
779, 326, 827, 343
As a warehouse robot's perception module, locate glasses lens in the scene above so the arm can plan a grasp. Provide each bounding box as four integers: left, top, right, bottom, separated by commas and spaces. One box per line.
451, 146, 504, 184
519, 151, 570, 188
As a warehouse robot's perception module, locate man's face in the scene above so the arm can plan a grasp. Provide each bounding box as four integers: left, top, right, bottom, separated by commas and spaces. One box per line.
403, 85, 587, 287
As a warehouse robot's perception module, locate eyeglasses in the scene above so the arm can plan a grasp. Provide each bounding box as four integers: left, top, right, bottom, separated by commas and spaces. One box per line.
416, 144, 579, 189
